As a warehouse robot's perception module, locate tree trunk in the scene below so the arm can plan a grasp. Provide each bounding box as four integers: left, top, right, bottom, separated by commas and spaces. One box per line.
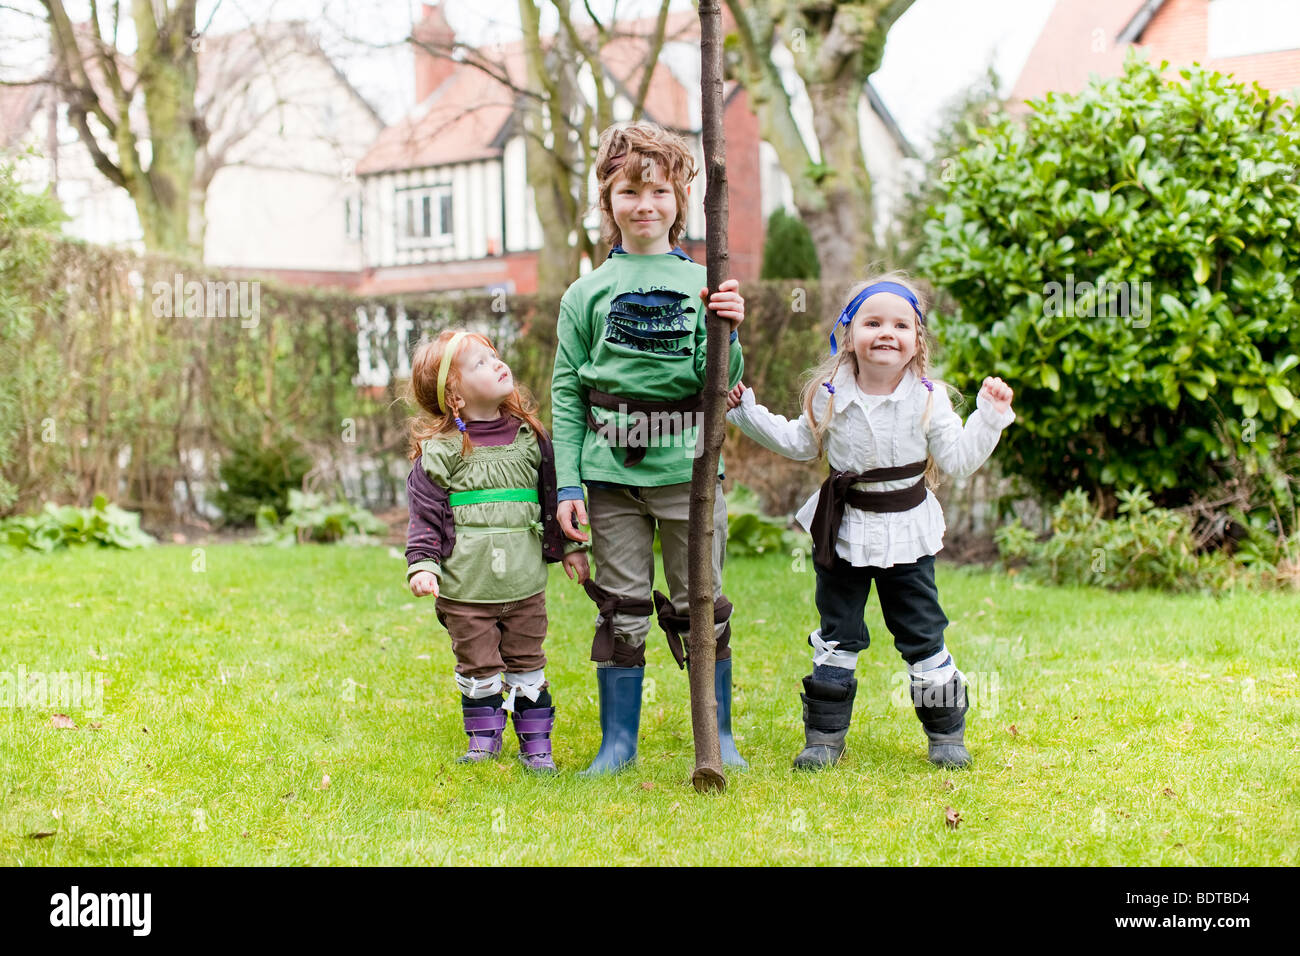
42, 0, 202, 259
518, 0, 582, 298
722, 0, 916, 284
132, 0, 200, 257
688, 0, 728, 795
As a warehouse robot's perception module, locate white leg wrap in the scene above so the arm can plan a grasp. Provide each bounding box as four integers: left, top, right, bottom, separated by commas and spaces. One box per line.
907, 648, 962, 690
455, 672, 503, 700
809, 629, 859, 670
502, 668, 546, 713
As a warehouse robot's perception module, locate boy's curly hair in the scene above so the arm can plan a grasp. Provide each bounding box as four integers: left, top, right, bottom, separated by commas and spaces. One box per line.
594, 122, 697, 250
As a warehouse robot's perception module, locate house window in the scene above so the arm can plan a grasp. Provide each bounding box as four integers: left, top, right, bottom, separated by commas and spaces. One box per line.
398, 184, 453, 246
1207, 0, 1300, 58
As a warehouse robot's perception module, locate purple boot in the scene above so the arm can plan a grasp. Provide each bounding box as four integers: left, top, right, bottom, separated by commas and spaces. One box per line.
457, 704, 507, 763
511, 706, 557, 773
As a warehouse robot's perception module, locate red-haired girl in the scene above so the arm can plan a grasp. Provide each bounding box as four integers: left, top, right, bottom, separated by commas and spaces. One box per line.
405, 330, 588, 771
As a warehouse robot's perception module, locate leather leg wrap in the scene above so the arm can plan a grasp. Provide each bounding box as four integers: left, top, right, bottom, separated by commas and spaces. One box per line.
582, 579, 653, 664
611, 640, 647, 668
653, 590, 734, 670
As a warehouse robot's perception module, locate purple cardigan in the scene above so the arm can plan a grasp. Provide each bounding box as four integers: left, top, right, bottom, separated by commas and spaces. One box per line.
405, 416, 566, 572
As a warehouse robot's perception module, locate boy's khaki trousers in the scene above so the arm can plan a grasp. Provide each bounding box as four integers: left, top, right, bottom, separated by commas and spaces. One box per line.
587, 480, 730, 666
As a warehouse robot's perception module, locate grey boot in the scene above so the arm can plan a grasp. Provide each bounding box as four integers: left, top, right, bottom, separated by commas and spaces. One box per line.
914, 674, 971, 769
923, 720, 972, 769
792, 675, 857, 771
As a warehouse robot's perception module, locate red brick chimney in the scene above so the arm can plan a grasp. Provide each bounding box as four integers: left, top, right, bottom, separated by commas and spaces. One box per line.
413, 2, 456, 103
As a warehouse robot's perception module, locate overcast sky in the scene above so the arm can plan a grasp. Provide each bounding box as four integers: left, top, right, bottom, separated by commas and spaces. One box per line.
3, 0, 1056, 154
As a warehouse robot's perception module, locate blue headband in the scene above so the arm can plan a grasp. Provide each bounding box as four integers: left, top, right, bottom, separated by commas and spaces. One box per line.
829, 281, 925, 355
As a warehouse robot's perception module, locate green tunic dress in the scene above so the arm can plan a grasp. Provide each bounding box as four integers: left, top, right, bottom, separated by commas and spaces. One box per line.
417, 424, 548, 604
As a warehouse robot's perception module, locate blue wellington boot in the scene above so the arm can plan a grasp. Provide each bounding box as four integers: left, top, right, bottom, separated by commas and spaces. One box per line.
715, 658, 748, 769
578, 666, 643, 775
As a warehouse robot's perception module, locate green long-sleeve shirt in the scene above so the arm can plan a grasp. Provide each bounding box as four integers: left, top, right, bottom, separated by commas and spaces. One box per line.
551, 250, 744, 489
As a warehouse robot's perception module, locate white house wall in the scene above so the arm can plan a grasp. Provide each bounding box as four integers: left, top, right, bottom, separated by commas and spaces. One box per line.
759, 139, 794, 224
204, 43, 381, 271
858, 94, 915, 240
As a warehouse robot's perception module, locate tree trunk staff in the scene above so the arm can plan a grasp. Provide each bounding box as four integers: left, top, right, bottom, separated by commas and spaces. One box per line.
688, 0, 729, 794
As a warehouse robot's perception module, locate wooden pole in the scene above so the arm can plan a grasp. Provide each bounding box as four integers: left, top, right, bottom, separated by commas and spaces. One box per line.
688, 0, 728, 795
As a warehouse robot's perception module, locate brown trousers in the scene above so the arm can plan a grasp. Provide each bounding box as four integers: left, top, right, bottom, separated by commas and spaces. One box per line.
435, 590, 548, 680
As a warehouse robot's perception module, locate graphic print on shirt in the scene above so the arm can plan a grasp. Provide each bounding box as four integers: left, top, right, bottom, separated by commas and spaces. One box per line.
603, 287, 695, 356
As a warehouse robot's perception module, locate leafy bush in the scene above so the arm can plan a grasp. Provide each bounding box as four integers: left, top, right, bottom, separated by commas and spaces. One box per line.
0, 158, 64, 511
761, 208, 820, 280
921, 55, 1300, 523
726, 483, 807, 557
256, 490, 386, 545
995, 487, 1234, 591
0, 496, 153, 552
213, 436, 312, 527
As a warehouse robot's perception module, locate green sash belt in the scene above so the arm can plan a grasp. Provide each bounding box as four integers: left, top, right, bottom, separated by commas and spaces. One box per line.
449, 487, 542, 538
457, 522, 544, 537
449, 488, 539, 507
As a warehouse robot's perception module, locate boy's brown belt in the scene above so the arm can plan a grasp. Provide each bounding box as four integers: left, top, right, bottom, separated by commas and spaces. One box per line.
809, 460, 928, 572
585, 388, 703, 467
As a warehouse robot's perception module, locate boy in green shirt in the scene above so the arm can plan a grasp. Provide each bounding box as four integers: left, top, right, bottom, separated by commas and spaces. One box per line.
551, 121, 747, 773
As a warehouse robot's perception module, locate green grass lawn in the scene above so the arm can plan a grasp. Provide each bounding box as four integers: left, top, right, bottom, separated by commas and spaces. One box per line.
1, 544, 1296, 865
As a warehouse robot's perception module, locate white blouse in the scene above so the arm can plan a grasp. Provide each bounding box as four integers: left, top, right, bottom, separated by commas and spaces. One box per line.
726, 365, 1016, 568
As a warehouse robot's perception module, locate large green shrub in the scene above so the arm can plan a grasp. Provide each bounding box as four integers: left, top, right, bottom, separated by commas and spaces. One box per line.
921, 55, 1299, 522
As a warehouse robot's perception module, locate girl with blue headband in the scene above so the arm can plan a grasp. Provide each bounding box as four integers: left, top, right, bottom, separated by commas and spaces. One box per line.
404, 330, 589, 771
726, 272, 1015, 771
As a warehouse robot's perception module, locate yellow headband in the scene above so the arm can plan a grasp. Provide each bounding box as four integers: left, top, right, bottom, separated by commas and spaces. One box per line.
436, 331, 469, 414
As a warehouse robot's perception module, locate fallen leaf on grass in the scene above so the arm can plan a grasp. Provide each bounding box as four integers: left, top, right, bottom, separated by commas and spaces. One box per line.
1007, 724, 1018, 737
944, 806, 962, 830
241, 831, 250, 838
89, 722, 102, 730
49, 714, 76, 729
320, 774, 331, 790
941, 779, 955, 791
1161, 787, 1176, 798
27, 831, 56, 839
640, 781, 654, 791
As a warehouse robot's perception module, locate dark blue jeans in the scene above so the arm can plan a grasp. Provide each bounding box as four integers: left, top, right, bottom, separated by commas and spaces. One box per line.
813, 554, 949, 664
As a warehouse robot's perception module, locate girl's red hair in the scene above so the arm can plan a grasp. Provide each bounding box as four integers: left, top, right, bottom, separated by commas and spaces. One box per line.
406, 329, 547, 460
